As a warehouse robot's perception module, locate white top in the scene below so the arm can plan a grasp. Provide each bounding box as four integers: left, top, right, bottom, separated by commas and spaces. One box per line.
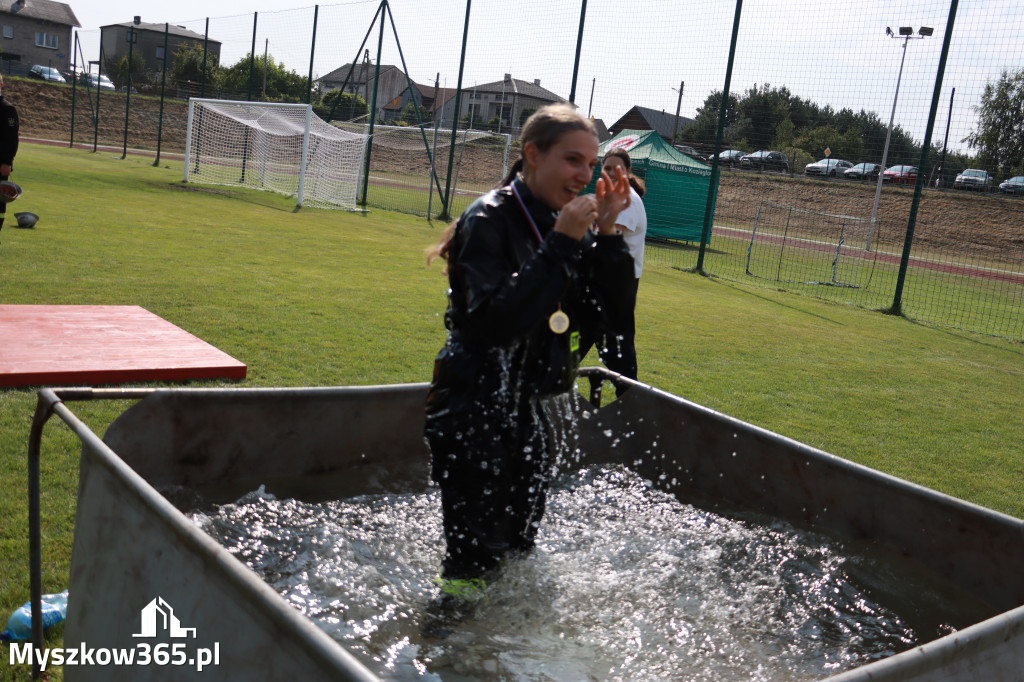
616, 187, 647, 279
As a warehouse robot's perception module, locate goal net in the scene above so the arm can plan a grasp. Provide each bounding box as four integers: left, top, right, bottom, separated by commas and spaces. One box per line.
745, 201, 883, 289
334, 121, 511, 217
184, 98, 369, 211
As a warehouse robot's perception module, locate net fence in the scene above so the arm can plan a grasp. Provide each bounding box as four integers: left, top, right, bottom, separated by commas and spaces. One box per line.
38, 0, 1024, 339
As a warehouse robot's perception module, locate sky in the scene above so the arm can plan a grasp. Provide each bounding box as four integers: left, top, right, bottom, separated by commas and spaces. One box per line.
64, 0, 1023, 156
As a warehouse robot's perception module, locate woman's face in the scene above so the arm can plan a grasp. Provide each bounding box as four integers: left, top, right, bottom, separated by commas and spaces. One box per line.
523, 129, 599, 210
602, 155, 628, 179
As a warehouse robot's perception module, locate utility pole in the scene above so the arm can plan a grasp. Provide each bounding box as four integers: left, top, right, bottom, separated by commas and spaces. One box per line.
672, 81, 684, 144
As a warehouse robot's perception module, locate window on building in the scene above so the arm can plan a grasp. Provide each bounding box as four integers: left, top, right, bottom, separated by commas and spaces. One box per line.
35, 32, 58, 49
156, 46, 165, 60
3, 26, 13, 39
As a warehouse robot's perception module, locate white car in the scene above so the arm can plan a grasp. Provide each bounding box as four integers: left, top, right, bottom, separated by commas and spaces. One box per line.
805, 159, 853, 177
954, 169, 992, 191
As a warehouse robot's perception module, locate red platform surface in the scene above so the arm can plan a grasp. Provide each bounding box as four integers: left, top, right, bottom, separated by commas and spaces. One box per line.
0, 305, 247, 387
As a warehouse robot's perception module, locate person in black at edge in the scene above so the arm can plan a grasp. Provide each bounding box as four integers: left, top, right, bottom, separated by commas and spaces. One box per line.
424, 104, 635, 598
0, 73, 19, 242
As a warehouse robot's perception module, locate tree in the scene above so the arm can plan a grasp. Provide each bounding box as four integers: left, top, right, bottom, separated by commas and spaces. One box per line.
680, 91, 738, 145
314, 90, 368, 122
792, 124, 864, 163
104, 51, 147, 89
734, 84, 793, 149
519, 107, 537, 127
966, 68, 1024, 176
219, 53, 308, 102
399, 101, 430, 126
170, 41, 220, 89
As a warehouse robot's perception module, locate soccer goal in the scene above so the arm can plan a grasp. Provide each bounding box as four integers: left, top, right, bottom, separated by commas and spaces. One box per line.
184, 98, 369, 211
745, 201, 883, 289
334, 121, 511, 217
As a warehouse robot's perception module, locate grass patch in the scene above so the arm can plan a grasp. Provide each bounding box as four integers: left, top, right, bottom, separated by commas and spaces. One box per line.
2, 143, 1023, 680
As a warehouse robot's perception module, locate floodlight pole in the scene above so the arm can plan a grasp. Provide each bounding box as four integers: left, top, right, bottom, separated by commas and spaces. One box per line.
866, 27, 931, 251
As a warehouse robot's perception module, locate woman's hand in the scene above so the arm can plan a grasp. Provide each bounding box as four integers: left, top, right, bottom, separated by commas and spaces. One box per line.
553, 194, 599, 241
594, 165, 631, 235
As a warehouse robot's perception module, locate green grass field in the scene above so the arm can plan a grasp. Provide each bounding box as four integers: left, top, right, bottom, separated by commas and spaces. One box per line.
1, 143, 1023, 680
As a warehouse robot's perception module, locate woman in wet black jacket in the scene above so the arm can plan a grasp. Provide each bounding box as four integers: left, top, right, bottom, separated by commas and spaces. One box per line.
425, 104, 635, 587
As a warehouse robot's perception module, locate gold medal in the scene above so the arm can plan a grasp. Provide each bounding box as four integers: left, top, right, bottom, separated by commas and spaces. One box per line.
549, 303, 570, 334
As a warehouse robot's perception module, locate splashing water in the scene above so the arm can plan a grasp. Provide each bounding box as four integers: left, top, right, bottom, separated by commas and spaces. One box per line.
189, 465, 982, 681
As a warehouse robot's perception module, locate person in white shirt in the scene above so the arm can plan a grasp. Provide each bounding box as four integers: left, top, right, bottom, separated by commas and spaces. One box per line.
581, 147, 647, 385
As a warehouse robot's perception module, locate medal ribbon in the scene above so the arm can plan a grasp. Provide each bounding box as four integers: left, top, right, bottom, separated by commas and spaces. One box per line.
509, 179, 545, 244
509, 179, 573, 335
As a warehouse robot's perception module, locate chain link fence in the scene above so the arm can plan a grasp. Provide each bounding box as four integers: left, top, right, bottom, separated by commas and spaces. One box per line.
22, 0, 1024, 340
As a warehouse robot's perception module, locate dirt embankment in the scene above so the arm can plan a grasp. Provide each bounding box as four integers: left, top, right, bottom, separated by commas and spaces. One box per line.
8, 78, 1023, 257
9, 77, 189, 154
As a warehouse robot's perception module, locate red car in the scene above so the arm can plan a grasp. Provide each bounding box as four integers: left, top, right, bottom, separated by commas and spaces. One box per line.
882, 165, 925, 185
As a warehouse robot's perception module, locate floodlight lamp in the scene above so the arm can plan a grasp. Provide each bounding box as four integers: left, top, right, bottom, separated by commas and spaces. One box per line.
886, 27, 893, 36
899, 26, 913, 36
919, 26, 934, 36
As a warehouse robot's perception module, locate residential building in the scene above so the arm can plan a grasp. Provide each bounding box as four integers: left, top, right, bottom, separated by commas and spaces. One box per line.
608, 105, 694, 143
458, 75, 565, 133
0, 0, 80, 74
100, 20, 221, 78
318, 59, 409, 122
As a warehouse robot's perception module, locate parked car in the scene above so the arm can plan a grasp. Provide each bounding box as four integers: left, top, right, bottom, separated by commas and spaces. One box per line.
953, 169, 992, 191
998, 176, 1024, 195
844, 163, 881, 181
713, 149, 746, 167
740, 150, 789, 173
882, 165, 924, 185
80, 73, 116, 91
674, 145, 707, 162
28, 65, 66, 83
804, 158, 853, 177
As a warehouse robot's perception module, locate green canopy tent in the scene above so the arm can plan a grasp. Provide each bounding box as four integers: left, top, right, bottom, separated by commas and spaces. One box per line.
588, 129, 715, 243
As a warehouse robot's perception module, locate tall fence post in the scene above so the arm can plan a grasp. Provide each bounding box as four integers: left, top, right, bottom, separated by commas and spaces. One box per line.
696, 0, 743, 274
247, 13, 258, 101
200, 18, 210, 98
890, 0, 959, 316
69, 31, 78, 148
569, 0, 588, 104
93, 45, 103, 152
154, 23, 170, 166
441, 0, 473, 221
121, 21, 136, 160
307, 5, 319, 105
360, 0, 388, 206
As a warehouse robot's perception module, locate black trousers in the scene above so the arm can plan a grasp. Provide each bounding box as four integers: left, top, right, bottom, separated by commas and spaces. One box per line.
579, 277, 639, 382
426, 403, 553, 580
0, 173, 7, 235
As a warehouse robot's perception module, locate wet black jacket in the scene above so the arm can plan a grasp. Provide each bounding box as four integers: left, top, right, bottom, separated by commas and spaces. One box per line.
425, 177, 635, 421
0, 95, 18, 169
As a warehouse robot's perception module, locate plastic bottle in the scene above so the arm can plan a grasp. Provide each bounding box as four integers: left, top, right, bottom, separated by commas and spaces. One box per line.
0, 590, 68, 643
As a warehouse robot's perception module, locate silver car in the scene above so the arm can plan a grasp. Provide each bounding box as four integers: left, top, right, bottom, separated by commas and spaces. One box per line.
805, 158, 853, 178
954, 169, 992, 191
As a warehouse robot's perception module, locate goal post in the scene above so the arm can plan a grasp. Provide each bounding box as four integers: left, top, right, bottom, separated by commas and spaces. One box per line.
184, 98, 369, 211
745, 201, 882, 290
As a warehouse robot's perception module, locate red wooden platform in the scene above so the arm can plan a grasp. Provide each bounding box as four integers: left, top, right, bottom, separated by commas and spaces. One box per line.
0, 305, 247, 388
